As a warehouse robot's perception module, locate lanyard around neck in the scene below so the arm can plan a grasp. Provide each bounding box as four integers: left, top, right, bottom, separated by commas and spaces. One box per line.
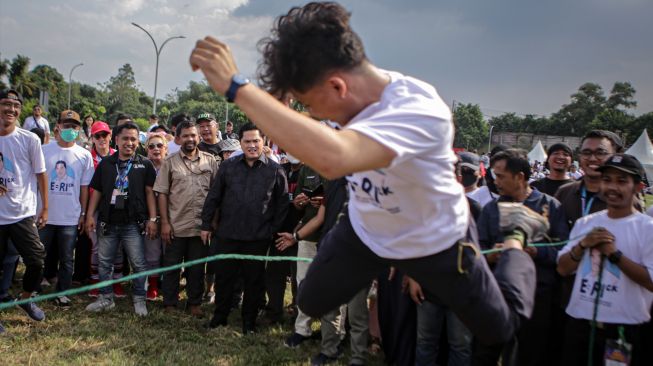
580, 185, 596, 217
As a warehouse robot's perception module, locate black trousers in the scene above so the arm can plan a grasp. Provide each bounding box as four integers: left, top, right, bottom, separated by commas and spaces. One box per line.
561, 316, 643, 366
265, 242, 297, 320
0, 216, 46, 293
211, 237, 270, 327
377, 267, 417, 366
297, 212, 536, 347
162, 236, 207, 306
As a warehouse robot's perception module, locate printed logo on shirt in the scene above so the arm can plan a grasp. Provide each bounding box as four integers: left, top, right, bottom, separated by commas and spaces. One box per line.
577, 249, 621, 306
0, 153, 17, 187
49, 160, 76, 194
347, 171, 398, 214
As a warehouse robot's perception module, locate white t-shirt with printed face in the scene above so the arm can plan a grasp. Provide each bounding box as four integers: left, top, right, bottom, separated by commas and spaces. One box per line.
40, 143, 94, 225
558, 211, 653, 324
0, 128, 46, 225
344, 71, 469, 259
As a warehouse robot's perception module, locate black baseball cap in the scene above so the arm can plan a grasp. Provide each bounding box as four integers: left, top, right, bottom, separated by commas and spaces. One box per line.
597, 153, 645, 180
458, 151, 480, 171
196, 113, 216, 122
546, 142, 572, 157
0, 89, 23, 104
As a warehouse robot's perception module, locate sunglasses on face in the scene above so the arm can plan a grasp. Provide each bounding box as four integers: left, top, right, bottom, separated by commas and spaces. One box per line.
93, 132, 109, 139
148, 143, 164, 150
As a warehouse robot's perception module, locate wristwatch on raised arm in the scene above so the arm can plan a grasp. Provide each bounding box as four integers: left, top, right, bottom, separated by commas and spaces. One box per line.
608, 250, 623, 264
226, 74, 250, 103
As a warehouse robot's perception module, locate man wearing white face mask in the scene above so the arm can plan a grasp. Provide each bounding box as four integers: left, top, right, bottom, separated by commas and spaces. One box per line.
40, 110, 94, 307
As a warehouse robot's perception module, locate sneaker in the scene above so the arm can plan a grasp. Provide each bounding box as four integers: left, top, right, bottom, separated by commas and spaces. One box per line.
85, 294, 115, 312
54, 295, 72, 309
0, 294, 13, 303
204, 317, 227, 329
146, 287, 158, 301
284, 332, 309, 348
113, 283, 127, 298
88, 279, 100, 298
40, 278, 51, 287
133, 296, 148, 317
18, 301, 46, 321
498, 202, 549, 244
311, 352, 339, 365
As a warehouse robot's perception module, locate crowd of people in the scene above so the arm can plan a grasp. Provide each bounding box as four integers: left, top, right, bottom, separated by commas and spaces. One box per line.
2, 2, 653, 366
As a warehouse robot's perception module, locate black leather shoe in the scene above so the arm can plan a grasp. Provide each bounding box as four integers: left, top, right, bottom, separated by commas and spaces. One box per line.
204, 317, 227, 329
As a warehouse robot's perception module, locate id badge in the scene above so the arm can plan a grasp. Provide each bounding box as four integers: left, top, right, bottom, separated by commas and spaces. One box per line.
110, 189, 120, 205
604, 338, 632, 366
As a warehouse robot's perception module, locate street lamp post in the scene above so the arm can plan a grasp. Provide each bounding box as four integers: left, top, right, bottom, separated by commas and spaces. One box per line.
68, 63, 84, 109
488, 125, 495, 153
132, 22, 185, 115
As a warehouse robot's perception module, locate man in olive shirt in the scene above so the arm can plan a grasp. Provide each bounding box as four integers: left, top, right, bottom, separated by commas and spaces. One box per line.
284, 163, 327, 347
154, 121, 219, 317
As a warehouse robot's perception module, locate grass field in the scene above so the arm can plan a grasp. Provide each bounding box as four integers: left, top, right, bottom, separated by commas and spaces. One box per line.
0, 275, 385, 365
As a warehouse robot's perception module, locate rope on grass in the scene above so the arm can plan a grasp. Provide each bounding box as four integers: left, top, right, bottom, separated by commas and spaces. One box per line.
0, 254, 310, 311
0, 237, 580, 311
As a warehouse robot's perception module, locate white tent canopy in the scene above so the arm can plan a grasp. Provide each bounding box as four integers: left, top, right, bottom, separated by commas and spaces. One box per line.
527, 140, 547, 164
625, 129, 653, 183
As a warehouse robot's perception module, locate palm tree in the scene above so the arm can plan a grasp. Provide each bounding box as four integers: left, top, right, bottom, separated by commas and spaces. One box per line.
9, 55, 37, 97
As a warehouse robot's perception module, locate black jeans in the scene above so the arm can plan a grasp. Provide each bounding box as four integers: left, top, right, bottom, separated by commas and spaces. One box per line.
211, 237, 270, 327
0, 216, 46, 293
162, 236, 207, 306
297, 212, 536, 346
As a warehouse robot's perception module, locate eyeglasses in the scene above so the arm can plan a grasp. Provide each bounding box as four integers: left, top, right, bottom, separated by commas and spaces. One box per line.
148, 143, 164, 150
579, 150, 610, 159
1, 101, 22, 109
93, 132, 109, 139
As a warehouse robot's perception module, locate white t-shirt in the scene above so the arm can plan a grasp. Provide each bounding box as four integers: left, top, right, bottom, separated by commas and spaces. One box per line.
466, 186, 496, 208
22, 115, 50, 134
558, 211, 653, 324
344, 71, 469, 259
40, 143, 94, 225
0, 128, 46, 225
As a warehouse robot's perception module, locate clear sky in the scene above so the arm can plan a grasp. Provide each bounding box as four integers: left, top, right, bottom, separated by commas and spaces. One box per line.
2, 0, 652, 117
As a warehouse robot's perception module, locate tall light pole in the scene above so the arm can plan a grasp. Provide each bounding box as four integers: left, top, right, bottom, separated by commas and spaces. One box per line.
132, 22, 185, 115
488, 125, 495, 153
68, 63, 84, 109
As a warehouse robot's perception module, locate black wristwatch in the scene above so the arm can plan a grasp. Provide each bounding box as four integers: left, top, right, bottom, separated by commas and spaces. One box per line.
226, 74, 250, 103
608, 250, 623, 264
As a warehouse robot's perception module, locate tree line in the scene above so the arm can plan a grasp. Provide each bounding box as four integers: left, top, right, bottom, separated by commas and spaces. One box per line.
453, 82, 652, 151
2, 53, 651, 148
0, 54, 250, 132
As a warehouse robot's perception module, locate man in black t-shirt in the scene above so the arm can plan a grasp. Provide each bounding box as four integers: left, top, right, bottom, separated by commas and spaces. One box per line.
85, 123, 158, 316
531, 143, 573, 196
197, 112, 223, 158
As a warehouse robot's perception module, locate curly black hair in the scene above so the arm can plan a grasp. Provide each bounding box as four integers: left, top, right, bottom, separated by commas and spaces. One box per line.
257, 2, 367, 97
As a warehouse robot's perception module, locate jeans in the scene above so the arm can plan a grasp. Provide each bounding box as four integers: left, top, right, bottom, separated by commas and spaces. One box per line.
0, 216, 46, 293
0, 241, 19, 298
97, 223, 147, 297
416, 301, 472, 366
297, 212, 535, 347
39, 224, 78, 292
